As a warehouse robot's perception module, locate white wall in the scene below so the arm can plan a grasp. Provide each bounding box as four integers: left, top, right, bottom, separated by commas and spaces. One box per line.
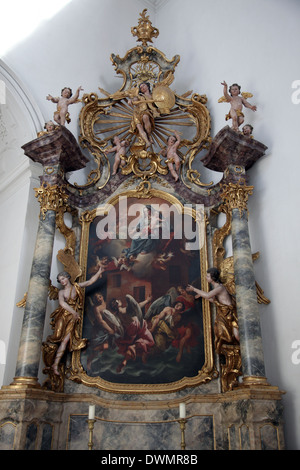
1, 0, 299, 449
0, 62, 42, 386
156, 0, 300, 450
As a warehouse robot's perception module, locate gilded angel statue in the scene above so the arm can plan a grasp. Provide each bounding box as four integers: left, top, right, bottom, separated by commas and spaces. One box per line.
100, 71, 175, 148
42, 250, 104, 388
187, 253, 269, 354
187, 267, 239, 354
218, 252, 270, 305
218, 81, 257, 131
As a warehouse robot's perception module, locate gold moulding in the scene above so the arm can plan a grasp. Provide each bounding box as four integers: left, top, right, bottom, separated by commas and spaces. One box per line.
34, 184, 69, 220
220, 181, 254, 216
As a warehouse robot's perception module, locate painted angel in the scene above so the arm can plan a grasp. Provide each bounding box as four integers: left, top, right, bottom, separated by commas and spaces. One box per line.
85, 292, 124, 370
105, 294, 154, 372
144, 288, 199, 363
219, 81, 257, 131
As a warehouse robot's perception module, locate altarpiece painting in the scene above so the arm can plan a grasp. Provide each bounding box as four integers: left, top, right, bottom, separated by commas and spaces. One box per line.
75, 195, 210, 391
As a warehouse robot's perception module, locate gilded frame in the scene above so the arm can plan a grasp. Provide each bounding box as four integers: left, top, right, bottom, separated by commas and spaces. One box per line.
70, 188, 215, 393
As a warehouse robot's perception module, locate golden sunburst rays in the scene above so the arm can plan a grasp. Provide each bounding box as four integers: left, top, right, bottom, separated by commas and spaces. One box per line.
92, 98, 195, 156
93, 101, 133, 145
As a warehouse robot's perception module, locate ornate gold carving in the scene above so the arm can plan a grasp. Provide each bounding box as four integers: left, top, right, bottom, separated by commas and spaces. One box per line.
219, 344, 242, 392
77, 11, 211, 188
55, 206, 76, 255
121, 138, 168, 179
34, 183, 69, 219
212, 204, 232, 269
220, 181, 254, 216
213, 300, 242, 392
131, 9, 159, 47
56, 250, 82, 284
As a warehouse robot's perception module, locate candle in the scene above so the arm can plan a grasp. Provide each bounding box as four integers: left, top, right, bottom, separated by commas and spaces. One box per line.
179, 403, 186, 419
89, 405, 95, 420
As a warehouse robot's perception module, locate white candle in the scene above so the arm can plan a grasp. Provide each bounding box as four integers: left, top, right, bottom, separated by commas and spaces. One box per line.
179, 403, 186, 419
89, 405, 95, 420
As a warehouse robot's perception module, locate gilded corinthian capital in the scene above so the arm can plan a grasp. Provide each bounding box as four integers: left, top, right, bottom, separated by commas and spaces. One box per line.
220, 181, 254, 216
34, 183, 69, 219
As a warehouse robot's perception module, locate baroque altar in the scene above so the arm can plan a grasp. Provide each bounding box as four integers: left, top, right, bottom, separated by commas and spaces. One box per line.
0, 11, 285, 451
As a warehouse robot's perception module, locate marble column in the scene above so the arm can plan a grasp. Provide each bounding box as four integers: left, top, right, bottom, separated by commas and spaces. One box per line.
202, 126, 269, 386
14, 208, 57, 386
223, 181, 267, 384
10, 127, 88, 389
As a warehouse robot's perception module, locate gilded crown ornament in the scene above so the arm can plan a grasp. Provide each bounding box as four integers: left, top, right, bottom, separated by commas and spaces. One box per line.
131, 9, 159, 46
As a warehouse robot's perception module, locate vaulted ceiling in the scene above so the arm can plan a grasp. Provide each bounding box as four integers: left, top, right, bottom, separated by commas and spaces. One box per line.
139, 0, 170, 12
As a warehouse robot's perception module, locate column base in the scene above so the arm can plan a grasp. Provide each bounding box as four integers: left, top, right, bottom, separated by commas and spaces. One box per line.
241, 376, 270, 387
2, 376, 41, 391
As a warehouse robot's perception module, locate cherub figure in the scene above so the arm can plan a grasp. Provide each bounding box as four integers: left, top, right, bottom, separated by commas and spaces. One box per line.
104, 136, 129, 175
242, 124, 254, 139
46, 86, 83, 126
219, 81, 257, 131
162, 131, 182, 181
37, 120, 58, 137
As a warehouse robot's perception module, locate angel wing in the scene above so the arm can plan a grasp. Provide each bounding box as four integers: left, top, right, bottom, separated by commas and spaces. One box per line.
218, 95, 230, 103
219, 252, 270, 304
57, 249, 82, 283
219, 255, 236, 296
153, 70, 175, 89
144, 290, 176, 321
241, 91, 253, 99
102, 309, 124, 337
125, 294, 143, 327
48, 281, 59, 300
16, 279, 59, 307
103, 87, 139, 102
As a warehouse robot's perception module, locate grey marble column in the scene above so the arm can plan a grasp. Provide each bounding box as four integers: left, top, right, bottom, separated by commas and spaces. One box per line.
231, 208, 266, 383
202, 127, 269, 386
14, 209, 56, 383
11, 127, 88, 389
